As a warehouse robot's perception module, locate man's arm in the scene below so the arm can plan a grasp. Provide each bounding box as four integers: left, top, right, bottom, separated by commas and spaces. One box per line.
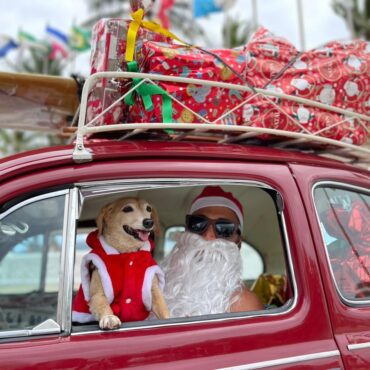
230, 285, 264, 312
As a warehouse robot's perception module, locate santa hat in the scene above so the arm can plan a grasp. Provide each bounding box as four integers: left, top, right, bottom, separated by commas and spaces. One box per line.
189, 186, 244, 230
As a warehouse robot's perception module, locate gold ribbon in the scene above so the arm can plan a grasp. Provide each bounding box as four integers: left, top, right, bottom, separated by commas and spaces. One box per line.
125, 8, 191, 62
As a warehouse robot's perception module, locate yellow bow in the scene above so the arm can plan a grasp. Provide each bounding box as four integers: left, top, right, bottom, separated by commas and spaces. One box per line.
125, 8, 190, 62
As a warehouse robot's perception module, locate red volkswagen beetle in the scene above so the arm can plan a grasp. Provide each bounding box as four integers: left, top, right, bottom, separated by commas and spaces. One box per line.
0, 70, 369, 369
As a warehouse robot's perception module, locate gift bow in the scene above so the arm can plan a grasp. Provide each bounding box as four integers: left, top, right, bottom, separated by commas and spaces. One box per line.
125, 8, 189, 62
124, 61, 173, 123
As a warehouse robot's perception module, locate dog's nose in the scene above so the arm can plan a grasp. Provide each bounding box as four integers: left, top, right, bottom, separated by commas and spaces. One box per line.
143, 218, 154, 229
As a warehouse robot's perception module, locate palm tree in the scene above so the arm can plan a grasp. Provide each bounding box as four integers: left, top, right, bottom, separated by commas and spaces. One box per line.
332, 0, 370, 40
222, 16, 253, 48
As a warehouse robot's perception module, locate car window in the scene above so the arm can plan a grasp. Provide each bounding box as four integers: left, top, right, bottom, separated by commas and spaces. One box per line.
74, 182, 291, 329
0, 193, 66, 332
314, 185, 370, 302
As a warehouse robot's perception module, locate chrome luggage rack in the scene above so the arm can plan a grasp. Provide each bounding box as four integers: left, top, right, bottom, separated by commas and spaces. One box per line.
72, 71, 370, 168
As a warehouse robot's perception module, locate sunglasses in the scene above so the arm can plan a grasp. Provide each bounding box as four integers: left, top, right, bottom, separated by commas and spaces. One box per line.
186, 214, 240, 239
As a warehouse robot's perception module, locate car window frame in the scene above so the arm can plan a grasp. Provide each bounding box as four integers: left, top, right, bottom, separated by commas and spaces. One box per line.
312, 181, 370, 307
0, 189, 72, 340
70, 178, 297, 334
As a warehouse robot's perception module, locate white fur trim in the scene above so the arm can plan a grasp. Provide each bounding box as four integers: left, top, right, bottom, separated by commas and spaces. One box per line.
99, 235, 119, 255
80, 253, 114, 303
72, 310, 95, 323
142, 266, 165, 311
190, 196, 243, 229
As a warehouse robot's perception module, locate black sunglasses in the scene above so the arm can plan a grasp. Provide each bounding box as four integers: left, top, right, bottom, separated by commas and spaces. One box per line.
186, 214, 240, 239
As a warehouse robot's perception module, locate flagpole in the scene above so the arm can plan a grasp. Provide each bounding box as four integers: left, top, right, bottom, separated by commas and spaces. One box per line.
296, 0, 306, 51
251, 0, 258, 32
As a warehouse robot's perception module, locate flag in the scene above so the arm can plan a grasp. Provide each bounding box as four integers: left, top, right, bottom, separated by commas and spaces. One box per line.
193, 0, 222, 18
69, 25, 91, 51
0, 37, 18, 58
49, 42, 69, 60
152, 0, 175, 28
45, 25, 69, 59
46, 25, 69, 46
18, 30, 48, 51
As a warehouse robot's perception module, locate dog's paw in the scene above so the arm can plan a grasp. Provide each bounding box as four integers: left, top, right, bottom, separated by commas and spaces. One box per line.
99, 314, 121, 330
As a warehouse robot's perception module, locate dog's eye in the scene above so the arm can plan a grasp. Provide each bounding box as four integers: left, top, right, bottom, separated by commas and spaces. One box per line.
146, 206, 152, 213
122, 206, 133, 213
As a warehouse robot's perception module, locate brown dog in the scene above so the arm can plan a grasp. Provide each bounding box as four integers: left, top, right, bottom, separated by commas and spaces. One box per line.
83, 197, 170, 329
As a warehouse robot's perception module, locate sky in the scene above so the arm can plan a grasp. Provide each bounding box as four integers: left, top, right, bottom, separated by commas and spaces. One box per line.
0, 0, 351, 77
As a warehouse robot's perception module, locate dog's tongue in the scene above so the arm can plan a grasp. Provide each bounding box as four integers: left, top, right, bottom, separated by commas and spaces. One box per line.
137, 230, 150, 241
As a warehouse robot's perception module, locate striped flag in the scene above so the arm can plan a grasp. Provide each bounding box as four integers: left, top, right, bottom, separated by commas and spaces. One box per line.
69, 25, 91, 51
0, 37, 18, 58
45, 25, 69, 59
18, 30, 48, 51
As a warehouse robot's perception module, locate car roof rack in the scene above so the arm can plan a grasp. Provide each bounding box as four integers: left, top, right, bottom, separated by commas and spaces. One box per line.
72, 71, 370, 168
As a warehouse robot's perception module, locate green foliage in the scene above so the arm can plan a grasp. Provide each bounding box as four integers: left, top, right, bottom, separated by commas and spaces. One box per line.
222, 16, 253, 48
332, 0, 370, 40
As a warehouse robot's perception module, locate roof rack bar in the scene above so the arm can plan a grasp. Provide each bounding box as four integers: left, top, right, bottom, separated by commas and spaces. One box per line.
80, 72, 370, 123
119, 128, 147, 140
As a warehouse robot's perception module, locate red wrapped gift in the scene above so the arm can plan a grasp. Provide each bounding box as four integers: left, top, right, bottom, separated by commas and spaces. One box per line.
127, 27, 368, 145
87, 18, 172, 126
242, 27, 370, 145
127, 41, 249, 124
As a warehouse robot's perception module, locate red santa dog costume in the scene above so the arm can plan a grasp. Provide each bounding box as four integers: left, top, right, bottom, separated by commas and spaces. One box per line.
72, 230, 164, 323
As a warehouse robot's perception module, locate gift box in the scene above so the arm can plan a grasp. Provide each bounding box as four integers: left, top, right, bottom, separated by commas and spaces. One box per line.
241, 27, 370, 145
87, 18, 172, 126
127, 27, 369, 145
127, 41, 250, 125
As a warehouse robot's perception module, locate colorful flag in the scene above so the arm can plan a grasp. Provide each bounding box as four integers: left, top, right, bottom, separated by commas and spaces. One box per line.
18, 30, 48, 51
45, 25, 69, 59
18, 30, 37, 43
46, 25, 69, 46
193, 0, 222, 18
49, 42, 69, 60
193, 0, 235, 18
152, 0, 175, 28
0, 37, 18, 58
69, 25, 91, 51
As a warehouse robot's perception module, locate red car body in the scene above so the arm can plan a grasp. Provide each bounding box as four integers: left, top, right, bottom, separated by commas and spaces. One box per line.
0, 140, 369, 369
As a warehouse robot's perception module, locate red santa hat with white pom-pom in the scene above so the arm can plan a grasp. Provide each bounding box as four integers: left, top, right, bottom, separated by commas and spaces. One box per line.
189, 186, 244, 230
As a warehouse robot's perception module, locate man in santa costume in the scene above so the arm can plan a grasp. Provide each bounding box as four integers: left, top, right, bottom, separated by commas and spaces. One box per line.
161, 186, 263, 317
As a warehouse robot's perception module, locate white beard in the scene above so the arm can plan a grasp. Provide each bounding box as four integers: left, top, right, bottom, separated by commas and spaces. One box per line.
161, 231, 243, 318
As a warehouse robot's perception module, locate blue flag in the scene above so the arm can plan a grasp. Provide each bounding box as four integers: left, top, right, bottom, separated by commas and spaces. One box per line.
46, 25, 69, 46
0, 38, 18, 58
193, 0, 222, 18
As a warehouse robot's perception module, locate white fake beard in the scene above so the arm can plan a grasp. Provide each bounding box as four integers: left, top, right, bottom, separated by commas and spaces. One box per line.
161, 231, 243, 318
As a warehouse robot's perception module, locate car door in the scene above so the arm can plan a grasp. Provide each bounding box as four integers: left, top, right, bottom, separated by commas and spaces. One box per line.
290, 163, 370, 370
0, 159, 344, 369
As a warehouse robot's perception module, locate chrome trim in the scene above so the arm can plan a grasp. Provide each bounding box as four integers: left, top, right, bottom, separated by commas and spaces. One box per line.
71, 312, 268, 336
216, 350, 340, 369
0, 190, 68, 340
0, 190, 69, 220
311, 181, 370, 307
57, 187, 79, 334
78, 178, 274, 195
71, 178, 297, 334
348, 342, 370, 351
280, 213, 298, 309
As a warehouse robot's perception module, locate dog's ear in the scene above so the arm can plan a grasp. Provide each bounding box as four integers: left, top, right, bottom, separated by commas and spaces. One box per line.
151, 206, 161, 237
96, 203, 114, 235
